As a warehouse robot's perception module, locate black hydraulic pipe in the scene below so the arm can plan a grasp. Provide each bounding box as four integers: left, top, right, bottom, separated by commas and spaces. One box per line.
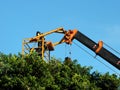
74, 31, 120, 70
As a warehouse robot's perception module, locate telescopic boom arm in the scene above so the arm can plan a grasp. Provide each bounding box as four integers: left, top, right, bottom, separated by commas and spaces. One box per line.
62, 29, 120, 70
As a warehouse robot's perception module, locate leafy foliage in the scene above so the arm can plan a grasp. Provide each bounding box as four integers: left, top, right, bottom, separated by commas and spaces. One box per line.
0, 52, 120, 90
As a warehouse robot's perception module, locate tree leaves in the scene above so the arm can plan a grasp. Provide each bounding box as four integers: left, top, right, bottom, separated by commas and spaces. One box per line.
0, 52, 119, 90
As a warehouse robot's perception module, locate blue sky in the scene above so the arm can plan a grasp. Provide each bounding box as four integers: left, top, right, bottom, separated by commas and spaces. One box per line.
0, 0, 120, 75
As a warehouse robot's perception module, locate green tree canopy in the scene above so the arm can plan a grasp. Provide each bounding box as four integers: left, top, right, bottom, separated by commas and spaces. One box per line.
0, 52, 120, 90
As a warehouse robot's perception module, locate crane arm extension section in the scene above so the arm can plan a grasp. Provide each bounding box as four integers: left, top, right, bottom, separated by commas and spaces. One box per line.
74, 30, 120, 70
29, 27, 65, 42
46, 29, 78, 51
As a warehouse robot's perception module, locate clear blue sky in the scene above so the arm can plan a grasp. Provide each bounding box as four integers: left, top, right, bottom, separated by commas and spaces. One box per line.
0, 0, 120, 75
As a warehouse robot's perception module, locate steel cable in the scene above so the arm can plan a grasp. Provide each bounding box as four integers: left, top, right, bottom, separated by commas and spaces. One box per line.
104, 42, 120, 55
73, 41, 120, 76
